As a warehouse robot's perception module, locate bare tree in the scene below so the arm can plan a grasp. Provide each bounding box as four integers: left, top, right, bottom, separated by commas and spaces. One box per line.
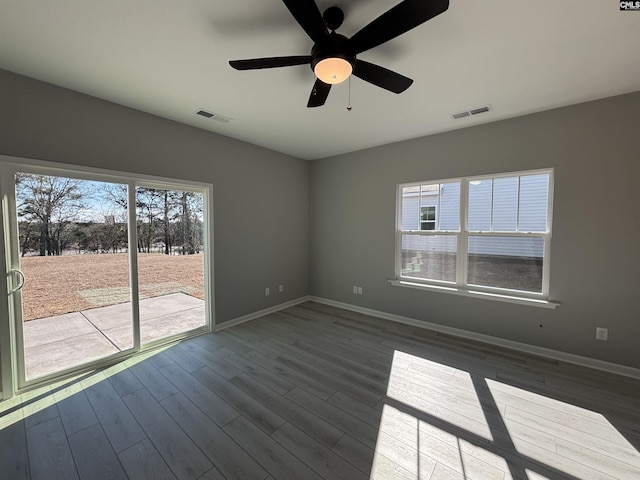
101, 183, 128, 210
16, 174, 85, 256
18, 221, 40, 256
98, 184, 204, 256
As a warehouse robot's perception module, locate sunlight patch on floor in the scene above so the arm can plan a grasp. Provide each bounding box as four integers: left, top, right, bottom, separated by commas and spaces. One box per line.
371, 404, 510, 479
370, 349, 640, 480
487, 378, 640, 479
387, 350, 494, 441
0, 345, 171, 430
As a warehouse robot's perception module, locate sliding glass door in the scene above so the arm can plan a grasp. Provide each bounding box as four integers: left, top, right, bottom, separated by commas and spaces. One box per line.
135, 185, 206, 345
12, 173, 135, 381
1, 159, 211, 392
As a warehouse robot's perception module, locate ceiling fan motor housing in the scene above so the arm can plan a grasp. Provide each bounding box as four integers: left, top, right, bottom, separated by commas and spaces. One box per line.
310, 33, 355, 72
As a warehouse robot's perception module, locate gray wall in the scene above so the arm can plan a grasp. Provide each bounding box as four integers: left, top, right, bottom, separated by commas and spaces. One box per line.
2, 68, 638, 369
0, 69, 309, 325
310, 92, 640, 369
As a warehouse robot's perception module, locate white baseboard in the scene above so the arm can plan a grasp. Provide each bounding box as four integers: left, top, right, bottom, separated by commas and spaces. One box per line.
309, 296, 640, 380
215, 296, 311, 332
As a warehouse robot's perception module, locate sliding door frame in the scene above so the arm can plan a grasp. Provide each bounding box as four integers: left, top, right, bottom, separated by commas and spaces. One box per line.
0, 167, 15, 400
0, 155, 214, 398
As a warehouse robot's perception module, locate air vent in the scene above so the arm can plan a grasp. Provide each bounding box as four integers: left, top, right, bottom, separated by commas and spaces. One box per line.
451, 104, 492, 120
470, 106, 490, 115
195, 109, 232, 123
196, 109, 214, 118
452, 111, 471, 119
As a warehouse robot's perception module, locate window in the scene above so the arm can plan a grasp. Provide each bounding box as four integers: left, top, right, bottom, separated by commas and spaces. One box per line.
396, 169, 553, 301
420, 205, 436, 230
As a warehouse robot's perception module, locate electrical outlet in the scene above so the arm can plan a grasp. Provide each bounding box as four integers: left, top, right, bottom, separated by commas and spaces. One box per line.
264, 287, 270, 296
279, 284, 283, 293
357, 286, 363, 295
595, 327, 608, 341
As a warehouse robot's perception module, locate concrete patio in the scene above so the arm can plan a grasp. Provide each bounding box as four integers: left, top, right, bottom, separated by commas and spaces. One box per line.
22, 293, 206, 380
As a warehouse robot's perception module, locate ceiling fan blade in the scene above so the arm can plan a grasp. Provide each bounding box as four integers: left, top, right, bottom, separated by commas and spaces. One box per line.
348, 0, 449, 54
282, 0, 329, 45
307, 78, 331, 107
229, 56, 311, 70
353, 60, 413, 94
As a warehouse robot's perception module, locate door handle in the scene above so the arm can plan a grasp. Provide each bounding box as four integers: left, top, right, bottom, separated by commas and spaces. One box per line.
11, 268, 25, 293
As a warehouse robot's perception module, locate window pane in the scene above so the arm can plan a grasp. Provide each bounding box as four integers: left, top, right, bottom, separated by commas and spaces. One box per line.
467, 236, 544, 292
401, 234, 457, 282
439, 182, 460, 230
492, 177, 518, 231
15, 174, 132, 380
420, 185, 439, 229
421, 206, 436, 221
403, 182, 460, 231
420, 222, 435, 231
401, 186, 420, 230
468, 180, 492, 231
136, 188, 206, 345
519, 174, 549, 232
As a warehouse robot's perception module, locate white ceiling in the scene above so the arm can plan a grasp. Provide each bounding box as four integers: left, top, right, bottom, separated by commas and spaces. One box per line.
1, 1, 639, 160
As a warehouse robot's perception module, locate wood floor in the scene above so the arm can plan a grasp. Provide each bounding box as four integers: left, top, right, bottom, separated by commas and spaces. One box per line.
1, 301, 639, 479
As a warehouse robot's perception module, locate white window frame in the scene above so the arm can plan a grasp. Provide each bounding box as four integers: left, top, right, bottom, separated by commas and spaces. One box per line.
392, 168, 558, 308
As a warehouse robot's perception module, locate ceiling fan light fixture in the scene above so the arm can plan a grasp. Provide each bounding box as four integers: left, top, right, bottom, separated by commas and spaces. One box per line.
314, 57, 352, 84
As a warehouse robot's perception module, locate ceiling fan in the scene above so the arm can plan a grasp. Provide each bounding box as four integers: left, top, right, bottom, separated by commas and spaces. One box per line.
229, 0, 449, 107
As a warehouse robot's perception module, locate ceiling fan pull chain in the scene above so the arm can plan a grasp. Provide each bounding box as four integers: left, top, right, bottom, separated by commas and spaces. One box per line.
347, 76, 352, 111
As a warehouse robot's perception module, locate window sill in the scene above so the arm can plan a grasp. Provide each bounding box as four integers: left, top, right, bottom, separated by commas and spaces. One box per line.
389, 280, 559, 309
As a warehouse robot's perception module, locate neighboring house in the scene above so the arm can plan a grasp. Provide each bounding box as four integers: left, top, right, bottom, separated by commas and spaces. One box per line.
401, 173, 549, 259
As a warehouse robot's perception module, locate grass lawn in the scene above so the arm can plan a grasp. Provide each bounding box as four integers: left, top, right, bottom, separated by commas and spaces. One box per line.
19, 253, 204, 321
